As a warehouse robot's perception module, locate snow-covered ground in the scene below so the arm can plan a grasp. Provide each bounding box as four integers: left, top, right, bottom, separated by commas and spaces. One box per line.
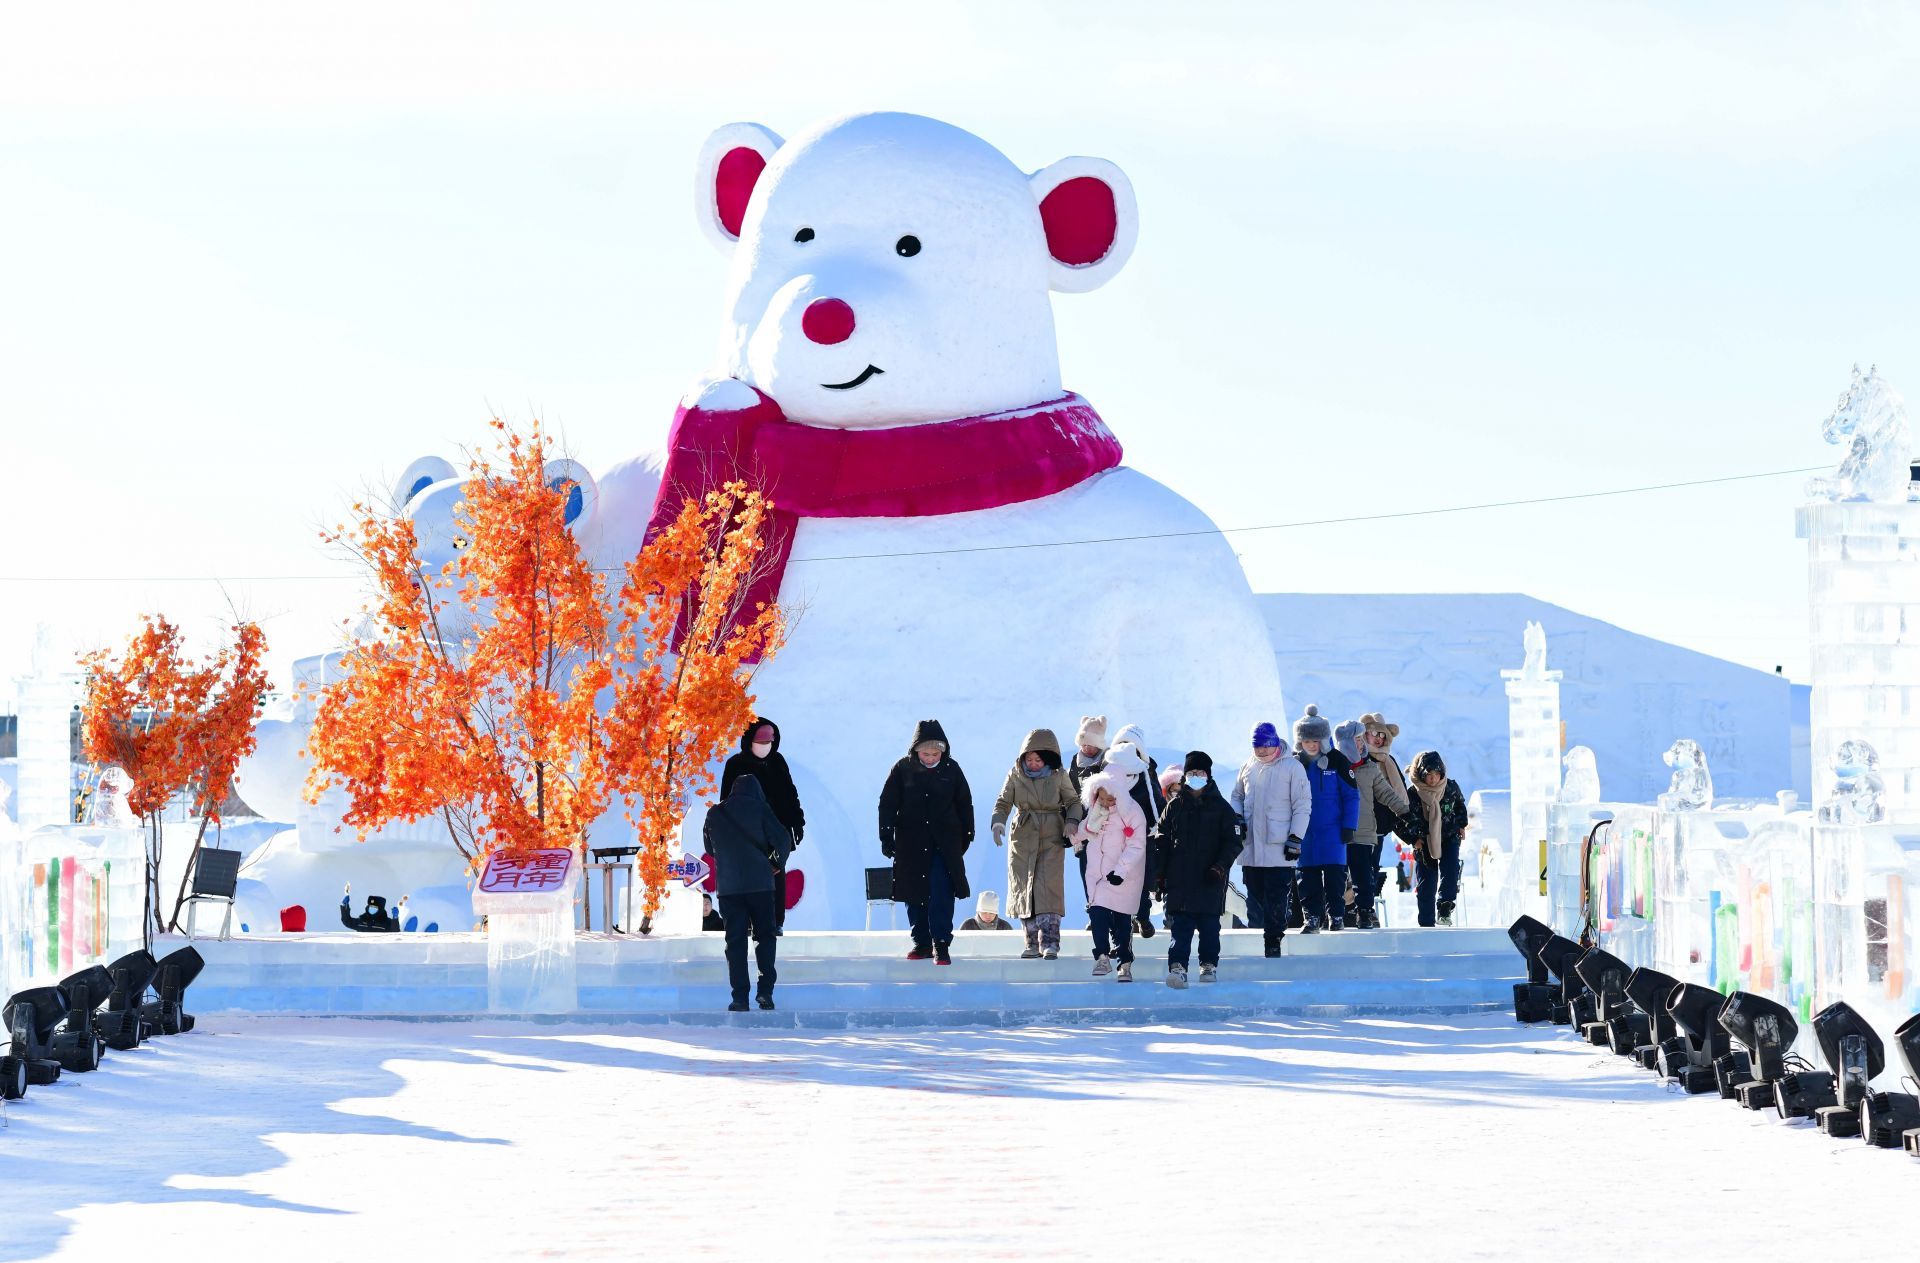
0, 1014, 1909, 1260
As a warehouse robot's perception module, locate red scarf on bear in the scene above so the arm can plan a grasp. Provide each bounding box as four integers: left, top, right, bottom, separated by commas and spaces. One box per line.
644, 385, 1123, 645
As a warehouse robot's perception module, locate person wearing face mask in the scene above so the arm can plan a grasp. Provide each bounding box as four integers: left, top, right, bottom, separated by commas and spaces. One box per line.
720, 718, 806, 929
1231, 721, 1311, 956
1150, 751, 1244, 988
878, 720, 975, 964
991, 728, 1084, 960
1292, 705, 1360, 933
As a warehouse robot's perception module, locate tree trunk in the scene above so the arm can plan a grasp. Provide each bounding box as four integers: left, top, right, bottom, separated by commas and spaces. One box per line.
164, 811, 216, 932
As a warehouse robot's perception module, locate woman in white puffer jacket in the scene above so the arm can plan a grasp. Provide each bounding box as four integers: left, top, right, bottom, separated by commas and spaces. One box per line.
1074, 748, 1150, 982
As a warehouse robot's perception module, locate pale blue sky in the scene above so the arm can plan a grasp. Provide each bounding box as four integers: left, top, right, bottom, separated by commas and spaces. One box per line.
4, 1, 1918, 699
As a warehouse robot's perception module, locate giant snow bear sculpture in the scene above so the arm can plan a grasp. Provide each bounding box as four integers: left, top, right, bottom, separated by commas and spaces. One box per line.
653, 112, 1286, 928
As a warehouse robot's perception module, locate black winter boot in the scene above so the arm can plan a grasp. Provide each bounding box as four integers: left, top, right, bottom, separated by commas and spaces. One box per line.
935, 940, 952, 965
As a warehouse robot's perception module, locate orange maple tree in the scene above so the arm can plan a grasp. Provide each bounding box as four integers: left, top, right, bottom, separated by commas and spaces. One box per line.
305, 419, 782, 917
79, 615, 270, 940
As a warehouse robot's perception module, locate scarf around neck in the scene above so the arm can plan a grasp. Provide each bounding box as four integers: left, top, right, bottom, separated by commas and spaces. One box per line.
1414, 778, 1446, 860
645, 385, 1124, 646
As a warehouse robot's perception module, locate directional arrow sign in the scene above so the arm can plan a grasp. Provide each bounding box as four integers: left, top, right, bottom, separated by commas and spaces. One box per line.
666, 853, 711, 889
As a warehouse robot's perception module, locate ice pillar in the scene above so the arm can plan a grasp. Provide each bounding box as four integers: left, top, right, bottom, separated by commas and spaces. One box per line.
1503, 621, 1563, 886
13, 625, 77, 835
1796, 500, 1920, 822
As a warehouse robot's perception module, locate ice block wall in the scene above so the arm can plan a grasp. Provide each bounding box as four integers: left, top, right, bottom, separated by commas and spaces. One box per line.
1796, 501, 1920, 821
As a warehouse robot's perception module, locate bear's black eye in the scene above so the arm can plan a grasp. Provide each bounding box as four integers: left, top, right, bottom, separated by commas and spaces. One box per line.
794, 227, 815, 243
895, 234, 921, 257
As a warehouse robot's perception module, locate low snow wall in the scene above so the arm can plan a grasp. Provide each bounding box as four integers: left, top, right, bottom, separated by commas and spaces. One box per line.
1542, 800, 1920, 1080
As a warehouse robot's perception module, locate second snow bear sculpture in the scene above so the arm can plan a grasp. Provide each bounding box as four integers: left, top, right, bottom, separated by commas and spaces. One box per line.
650, 112, 1285, 927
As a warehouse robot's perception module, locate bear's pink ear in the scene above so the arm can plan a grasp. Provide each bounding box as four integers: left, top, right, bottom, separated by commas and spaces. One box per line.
1030, 157, 1138, 293
694, 122, 785, 253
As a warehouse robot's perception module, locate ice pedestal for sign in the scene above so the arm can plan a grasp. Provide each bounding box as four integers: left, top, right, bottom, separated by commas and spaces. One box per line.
1500, 627, 1563, 923
1813, 822, 1920, 1076
1796, 501, 1920, 823
472, 853, 579, 1015
13, 632, 78, 836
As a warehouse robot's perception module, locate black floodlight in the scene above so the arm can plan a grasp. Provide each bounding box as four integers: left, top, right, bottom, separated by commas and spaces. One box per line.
52, 965, 113, 1073
1772, 1070, 1838, 1121
103, 949, 157, 1050
1664, 983, 1733, 1094
1812, 1001, 1884, 1138
1900, 1013, 1920, 1156
1573, 948, 1634, 1049
2, 986, 72, 1095
1861, 1087, 1920, 1148
1537, 935, 1591, 1025
141, 946, 204, 1036
1508, 917, 1557, 1022
1624, 968, 1681, 1068
1719, 991, 1797, 1109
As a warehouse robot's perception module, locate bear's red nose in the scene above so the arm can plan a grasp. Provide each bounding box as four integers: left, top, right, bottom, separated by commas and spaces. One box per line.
801, 297, 856, 345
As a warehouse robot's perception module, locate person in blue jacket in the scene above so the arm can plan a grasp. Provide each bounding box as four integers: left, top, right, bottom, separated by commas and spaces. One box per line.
1292, 705, 1359, 933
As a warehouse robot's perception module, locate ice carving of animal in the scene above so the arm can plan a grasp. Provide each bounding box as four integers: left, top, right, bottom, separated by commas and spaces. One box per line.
1807, 364, 1913, 503
1657, 739, 1713, 811
1557, 746, 1601, 804
1819, 738, 1885, 825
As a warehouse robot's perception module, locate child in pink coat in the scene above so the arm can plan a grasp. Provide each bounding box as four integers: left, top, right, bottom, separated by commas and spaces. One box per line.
1074, 754, 1149, 981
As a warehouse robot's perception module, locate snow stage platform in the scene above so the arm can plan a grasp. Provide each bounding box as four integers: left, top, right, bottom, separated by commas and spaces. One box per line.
176, 927, 1522, 1027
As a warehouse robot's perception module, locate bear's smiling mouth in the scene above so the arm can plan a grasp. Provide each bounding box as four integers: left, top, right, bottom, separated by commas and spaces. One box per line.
822, 364, 884, 391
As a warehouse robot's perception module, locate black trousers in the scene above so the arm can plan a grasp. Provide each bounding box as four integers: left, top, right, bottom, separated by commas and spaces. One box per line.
1242, 867, 1296, 944
719, 890, 778, 1004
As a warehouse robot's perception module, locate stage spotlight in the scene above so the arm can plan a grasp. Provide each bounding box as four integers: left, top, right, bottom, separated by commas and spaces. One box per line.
1537, 935, 1591, 1026
1717, 991, 1796, 1110
2, 986, 72, 1095
1772, 1070, 1838, 1121
1572, 948, 1635, 1049
52, 965, 113, 1073
141, 946, 204, 1036
1852, 1008, 1920, 1148
1811, 1001, 1883, 1138
1623, 968, 1681, 1069
103, 950, 158, 1050
1664, 983, 1737, 1094
1897, 1013, 1920, 1157
1508, 917, 1557, 1023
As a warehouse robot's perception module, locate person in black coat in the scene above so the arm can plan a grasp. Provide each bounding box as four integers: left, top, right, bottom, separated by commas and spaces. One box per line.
1150, 750, 1244, 988
878, 719, 974, 965
702, 774, 796, 1011
720, 717, 804, 929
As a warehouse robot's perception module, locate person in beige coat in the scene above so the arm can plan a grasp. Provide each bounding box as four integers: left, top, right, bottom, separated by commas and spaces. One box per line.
992, 727, 1084, 959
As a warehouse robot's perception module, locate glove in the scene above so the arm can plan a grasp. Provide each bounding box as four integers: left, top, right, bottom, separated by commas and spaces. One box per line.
879, 828, 895, 860
1340, 828, 1354, 844
992, 821, 1006, 847
1205, 864, 1225, 884
792, 824, 803, 847
1105, 872, 1124, 887
1284, 836, 1302, 862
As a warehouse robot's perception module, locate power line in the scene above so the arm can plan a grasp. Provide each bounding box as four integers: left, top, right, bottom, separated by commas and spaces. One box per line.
0, 463, 1828, 582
